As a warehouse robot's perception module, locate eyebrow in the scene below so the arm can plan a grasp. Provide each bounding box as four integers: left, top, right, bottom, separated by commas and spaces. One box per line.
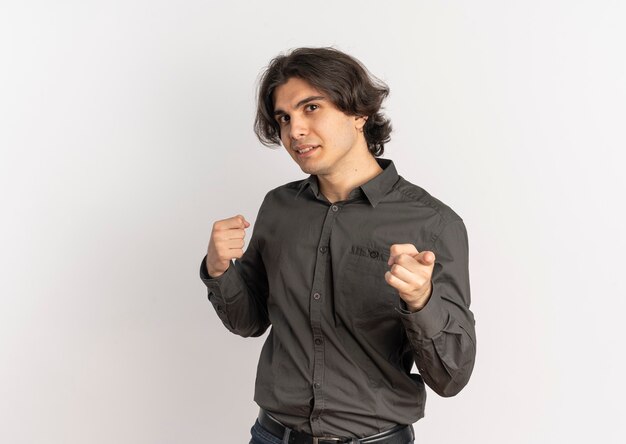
273, 96, 326, 116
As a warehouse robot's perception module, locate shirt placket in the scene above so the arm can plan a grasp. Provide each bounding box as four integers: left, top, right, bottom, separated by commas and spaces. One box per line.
308, 202, 341, 435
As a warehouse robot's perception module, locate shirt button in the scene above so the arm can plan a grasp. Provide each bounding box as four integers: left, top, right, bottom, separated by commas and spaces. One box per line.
313, 382, 321, 389
331, 205, 339, 212
313, 293, 321, 300
314, 338, 323, 345
319, 246, 328, 253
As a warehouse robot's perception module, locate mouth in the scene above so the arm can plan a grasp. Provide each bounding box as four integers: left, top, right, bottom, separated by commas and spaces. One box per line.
294, 145, 320, 157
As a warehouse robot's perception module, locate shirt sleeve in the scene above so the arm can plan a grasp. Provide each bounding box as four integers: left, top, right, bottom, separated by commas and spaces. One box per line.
198, 202, 271, 338
396, 218, 477, 397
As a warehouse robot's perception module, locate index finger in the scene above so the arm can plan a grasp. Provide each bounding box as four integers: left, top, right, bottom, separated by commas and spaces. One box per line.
388, 243, 419, 264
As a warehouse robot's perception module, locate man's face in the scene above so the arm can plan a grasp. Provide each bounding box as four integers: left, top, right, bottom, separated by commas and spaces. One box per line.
272, 77, 367, 176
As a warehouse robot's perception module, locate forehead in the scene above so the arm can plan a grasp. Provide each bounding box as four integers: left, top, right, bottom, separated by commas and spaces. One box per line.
273, 77, 325, 111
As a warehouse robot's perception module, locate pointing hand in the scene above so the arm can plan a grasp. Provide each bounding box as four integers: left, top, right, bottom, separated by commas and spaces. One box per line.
385, 244, 436, 312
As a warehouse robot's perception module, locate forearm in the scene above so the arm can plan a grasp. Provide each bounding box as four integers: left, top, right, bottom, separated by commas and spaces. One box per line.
200, 254, 270, 338
400, 294, 476, 397
398, 218, 476, 397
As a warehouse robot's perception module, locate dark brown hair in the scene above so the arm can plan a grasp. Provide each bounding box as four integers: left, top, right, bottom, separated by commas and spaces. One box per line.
254, 47, 392, 157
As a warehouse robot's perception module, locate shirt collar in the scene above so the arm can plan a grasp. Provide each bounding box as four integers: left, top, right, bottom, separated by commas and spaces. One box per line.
295, 157, 399, 208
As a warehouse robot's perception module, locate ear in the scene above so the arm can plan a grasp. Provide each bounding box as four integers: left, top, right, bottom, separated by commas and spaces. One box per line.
355, 115, 368, 131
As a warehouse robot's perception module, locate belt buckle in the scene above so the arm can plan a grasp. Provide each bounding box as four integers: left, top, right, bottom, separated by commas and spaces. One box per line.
312, 437, 344, 444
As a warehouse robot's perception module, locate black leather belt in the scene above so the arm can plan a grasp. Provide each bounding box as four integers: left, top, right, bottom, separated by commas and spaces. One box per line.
258, 409, 415, 444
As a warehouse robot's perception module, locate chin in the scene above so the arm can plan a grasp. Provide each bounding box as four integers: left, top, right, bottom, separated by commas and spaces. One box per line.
299, 165, 315, 174
293, 153, 326, 175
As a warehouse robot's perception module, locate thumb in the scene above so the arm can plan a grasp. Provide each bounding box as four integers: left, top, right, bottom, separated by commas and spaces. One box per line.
237, 214, 250, 228
416, 250, 436, 265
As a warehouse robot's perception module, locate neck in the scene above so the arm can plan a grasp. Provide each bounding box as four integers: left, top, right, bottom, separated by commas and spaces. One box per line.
318, 154, 383, 204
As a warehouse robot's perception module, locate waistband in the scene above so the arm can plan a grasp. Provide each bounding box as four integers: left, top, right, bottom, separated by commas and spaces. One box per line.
258, 408, 415, 444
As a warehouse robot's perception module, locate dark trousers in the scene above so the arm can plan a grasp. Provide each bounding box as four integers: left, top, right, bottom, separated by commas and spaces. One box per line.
249, 419, 415, 444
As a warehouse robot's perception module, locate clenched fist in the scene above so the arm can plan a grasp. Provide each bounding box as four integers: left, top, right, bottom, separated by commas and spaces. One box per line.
206, 214, 250, 278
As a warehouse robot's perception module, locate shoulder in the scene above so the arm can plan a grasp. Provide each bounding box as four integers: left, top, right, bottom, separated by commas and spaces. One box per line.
266, 178, 306, 195
258, 178, 308, 205
393, 176, 463, 226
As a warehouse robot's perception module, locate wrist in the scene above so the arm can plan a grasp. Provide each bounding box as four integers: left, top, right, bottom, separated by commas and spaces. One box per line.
206, 258, 226, 278
405, 282, 433, 312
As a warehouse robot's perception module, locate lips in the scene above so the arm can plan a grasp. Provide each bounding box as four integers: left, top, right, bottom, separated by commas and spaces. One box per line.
294, 144, 318, 152
294, 145, 319, 157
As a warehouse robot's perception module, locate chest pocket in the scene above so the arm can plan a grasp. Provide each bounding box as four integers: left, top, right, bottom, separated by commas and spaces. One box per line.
337, 244, 402, 323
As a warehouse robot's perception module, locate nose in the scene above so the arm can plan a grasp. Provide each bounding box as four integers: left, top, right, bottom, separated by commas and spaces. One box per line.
288, 113, 308, 141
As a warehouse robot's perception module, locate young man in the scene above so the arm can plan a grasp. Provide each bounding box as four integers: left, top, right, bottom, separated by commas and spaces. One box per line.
200, 47, 476, 444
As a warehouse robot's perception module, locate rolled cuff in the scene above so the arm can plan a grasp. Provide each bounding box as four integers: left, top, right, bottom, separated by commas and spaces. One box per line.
396, 285, 448, 340
199, 255, 242, 303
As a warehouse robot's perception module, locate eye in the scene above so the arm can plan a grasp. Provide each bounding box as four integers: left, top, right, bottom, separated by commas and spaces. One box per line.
305, 104, 319, 112
277, 114, 290, 125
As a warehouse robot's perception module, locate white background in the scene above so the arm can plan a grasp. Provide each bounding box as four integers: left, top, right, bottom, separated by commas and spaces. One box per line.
1, 1, 625, 443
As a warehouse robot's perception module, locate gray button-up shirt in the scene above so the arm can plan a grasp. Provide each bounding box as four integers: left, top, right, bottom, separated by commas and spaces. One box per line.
199, 157, 476, 438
